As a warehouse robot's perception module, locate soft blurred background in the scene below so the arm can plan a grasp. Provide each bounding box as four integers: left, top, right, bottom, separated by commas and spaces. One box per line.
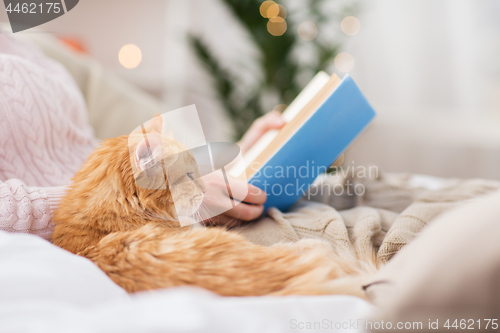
2, 0, 500, 179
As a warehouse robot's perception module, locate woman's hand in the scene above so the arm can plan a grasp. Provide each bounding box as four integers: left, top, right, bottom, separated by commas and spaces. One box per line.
200, 172, 266, 227
237, 111, 286, 154
201, 111, 285, 226
201, 110, 343, 227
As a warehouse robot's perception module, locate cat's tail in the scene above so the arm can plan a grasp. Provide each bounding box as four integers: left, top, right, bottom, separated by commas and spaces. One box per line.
81, 223, 374, 298
268, 239, 377, 298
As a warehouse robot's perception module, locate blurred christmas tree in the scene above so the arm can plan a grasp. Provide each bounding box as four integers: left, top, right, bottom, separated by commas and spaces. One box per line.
190, 0, 359, 140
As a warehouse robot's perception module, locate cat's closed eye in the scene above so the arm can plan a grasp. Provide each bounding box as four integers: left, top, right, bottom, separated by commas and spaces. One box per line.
186, 172, 194, 180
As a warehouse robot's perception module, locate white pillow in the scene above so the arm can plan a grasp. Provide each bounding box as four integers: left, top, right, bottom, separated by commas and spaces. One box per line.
0, 231, 127, 307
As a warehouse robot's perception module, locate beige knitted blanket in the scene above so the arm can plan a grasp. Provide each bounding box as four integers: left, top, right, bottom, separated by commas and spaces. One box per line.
238, 173, 500, 264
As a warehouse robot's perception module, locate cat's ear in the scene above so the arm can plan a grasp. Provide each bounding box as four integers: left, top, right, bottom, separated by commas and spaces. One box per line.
135, 133, 177, 171
144, 114, 163, 134
135, 133, 161, 171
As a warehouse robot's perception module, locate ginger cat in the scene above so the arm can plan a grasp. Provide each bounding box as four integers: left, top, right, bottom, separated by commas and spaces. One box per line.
52, 115, 375, 297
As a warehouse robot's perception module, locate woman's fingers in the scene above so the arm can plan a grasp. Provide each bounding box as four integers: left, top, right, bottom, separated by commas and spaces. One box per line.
225, 202, 265, 221
200, 173, 267, 223
237, 111, 286, 153
241, 183, 267, 204
258, 110, 286, 130
225, 177, 267, 205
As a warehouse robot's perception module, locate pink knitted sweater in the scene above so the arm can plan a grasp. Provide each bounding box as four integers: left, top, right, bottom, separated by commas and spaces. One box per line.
0, 34, 97, 240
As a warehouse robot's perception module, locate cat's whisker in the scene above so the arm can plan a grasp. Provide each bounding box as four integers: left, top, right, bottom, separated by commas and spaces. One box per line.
192, 201, 207, 224
194, 210, 202, 222
198, 204, 210, 222
202, 202, 217, 217
199, 204, 216, 226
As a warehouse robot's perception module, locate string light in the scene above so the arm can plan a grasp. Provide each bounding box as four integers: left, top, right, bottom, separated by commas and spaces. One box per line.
334, 52, 355, 72
341, 16, 361, 36
119, 44, 142, 69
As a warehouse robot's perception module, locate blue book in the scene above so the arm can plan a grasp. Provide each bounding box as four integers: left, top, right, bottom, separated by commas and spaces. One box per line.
228, 72, 376, 212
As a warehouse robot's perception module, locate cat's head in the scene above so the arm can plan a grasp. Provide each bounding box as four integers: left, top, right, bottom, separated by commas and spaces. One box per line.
61, 115, 206, 231
128, 115, 206, 222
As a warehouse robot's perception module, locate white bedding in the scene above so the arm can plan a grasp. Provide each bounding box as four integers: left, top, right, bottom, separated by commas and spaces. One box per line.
0, 231, 373, 333
1, 174, 450, 332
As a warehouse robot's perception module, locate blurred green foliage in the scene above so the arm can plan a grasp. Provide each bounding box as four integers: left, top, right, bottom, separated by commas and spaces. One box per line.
190, 0, 358, 140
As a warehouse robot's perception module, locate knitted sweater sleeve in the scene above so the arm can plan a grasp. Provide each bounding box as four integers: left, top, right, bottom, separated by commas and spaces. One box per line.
0, 179, 66, 241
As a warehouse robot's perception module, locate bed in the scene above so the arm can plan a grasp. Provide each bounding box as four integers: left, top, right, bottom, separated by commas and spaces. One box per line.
0, 230, 373, 333
4, 173, 499, 332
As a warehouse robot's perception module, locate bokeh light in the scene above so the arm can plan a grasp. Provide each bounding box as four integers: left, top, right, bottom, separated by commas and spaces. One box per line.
277, 4, 287, 19
119, 44, 142, 69
334, 52, 355, 72
341, 16, 361, 36
266, 3, 279, 18
260, 1, 276, 18
267, 17, 287, 36
297, 21, 317, 41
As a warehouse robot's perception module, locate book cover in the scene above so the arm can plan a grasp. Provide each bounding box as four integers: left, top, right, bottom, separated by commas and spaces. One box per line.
248, 74, 376, 212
